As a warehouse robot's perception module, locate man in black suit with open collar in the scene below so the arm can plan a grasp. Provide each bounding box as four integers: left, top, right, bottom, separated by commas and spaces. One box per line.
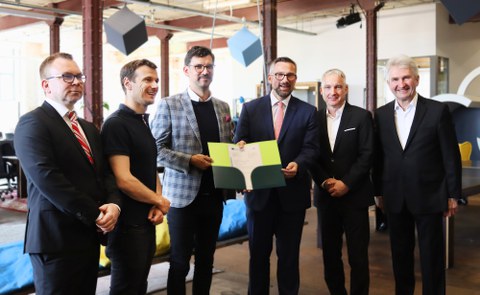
14, 52, 121, 295
311, 69, 374, 295
373, 54, 461, 295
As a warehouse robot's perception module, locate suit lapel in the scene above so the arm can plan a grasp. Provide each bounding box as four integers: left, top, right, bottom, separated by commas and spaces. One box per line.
180, 91, 202, 144
212, 98, 230, 142
404, 96, 427, 151
383, 101, 404, 152
333, 103, 352, 153
41, 102, 95, 167
260, 96, 275, 139
318, 110, 332, 155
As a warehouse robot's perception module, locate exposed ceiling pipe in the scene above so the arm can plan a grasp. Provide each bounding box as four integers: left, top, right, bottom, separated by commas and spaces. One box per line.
0, 0, 80, 16
122, 0, 317, 36
0, 0, 224, 35
0, 6, 56, 20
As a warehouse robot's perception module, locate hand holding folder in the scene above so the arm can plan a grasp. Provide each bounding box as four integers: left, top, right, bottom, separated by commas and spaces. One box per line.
208, 140, 286, 190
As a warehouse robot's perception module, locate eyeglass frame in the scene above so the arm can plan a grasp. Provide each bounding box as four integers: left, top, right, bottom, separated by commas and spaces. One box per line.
45, 73, 86, 83
271, 72, 297, 81
188, 64, 215, 73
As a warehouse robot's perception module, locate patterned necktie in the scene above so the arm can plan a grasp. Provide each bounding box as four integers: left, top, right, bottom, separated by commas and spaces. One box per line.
274, 101, 284, 140
68, 111, 94, 165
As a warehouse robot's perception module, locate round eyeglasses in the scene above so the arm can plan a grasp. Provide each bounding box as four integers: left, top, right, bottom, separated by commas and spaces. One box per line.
272, 73, 297, 81
46, 73, 86, 83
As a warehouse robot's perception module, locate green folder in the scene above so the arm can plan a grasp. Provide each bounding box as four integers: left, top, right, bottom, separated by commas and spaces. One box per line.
208, 140, 286, 190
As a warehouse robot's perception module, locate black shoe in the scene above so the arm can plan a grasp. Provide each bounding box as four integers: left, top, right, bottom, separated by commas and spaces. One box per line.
458, 198, 468, 206
376, 222, 387, 232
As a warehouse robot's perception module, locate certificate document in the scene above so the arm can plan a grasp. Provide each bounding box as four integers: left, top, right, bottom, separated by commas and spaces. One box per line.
228, 144, 262, 190
208, 140, 286, 190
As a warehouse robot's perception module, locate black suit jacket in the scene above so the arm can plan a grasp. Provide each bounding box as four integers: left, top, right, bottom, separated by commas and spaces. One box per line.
14, 102, 121, 254
373, 95, 461, 214
311, 103, 374, 209
233, 95, 319, 212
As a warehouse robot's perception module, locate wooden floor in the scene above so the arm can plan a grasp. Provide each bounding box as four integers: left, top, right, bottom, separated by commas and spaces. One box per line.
152, 195, 480, 295
1, 195, 480, 295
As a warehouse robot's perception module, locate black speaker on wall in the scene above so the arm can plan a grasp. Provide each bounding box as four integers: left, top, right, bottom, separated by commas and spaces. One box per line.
440, 0, 480, 25
104, 6, 148, 55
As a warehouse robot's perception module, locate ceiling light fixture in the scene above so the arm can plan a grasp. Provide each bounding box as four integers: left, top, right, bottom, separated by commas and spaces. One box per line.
203, 0, 251, 10
336, 4, 361, 29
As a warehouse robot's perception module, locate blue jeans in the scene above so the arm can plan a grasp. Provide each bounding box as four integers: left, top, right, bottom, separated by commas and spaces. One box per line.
106, 223, 156, 295
167, 192, 224, 295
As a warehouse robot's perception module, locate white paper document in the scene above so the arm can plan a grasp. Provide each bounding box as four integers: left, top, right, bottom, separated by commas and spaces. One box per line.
228, 143, 262, 190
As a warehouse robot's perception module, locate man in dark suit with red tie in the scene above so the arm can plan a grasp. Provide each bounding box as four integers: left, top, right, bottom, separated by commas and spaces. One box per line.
311, 69, 374, 295
14, 52, 121, 295
373, 54, 461, 295
234, 57, 319, 294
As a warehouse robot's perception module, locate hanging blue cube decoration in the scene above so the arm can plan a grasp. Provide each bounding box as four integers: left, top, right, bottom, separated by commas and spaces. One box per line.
227, 27, 262, 67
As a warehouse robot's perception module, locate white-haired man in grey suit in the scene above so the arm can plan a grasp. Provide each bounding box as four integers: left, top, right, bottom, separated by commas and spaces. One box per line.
150, 46, 233, 295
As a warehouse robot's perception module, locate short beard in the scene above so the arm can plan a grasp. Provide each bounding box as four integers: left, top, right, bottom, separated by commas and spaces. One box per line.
273, 88, 292, 99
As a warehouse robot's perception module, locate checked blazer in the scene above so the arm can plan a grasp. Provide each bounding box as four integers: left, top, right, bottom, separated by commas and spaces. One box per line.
151, 90, 233, 208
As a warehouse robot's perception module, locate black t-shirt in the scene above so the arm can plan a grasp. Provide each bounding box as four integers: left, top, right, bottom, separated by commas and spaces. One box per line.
191, 100, 220, 195
101, 104, 157, 226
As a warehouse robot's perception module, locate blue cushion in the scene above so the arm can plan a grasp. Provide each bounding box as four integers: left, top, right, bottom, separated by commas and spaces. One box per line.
218, 199, 247, 241
0, 240, 33, 294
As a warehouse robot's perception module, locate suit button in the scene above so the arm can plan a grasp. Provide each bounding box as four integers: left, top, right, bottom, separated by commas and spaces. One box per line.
331, 159, 334, 163
76, 212, 82, 218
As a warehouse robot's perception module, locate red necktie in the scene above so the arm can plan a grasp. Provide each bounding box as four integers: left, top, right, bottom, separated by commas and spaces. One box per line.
68, 111, 94, 165
274, 101, 284, 139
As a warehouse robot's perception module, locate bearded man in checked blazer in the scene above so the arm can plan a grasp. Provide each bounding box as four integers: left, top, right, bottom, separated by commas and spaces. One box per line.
150, 46, 233, 295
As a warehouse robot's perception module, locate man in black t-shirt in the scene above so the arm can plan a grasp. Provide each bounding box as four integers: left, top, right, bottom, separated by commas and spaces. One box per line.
101, 59, 170, 295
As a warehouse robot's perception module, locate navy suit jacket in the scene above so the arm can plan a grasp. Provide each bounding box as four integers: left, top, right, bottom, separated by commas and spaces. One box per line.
234, 95, 319, 212
14, 102, 121, 254
373, 95, 462, 214
311, 103, 375, 209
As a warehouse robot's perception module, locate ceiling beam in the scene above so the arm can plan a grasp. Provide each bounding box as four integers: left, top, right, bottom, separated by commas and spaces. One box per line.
0, 0, 355, 35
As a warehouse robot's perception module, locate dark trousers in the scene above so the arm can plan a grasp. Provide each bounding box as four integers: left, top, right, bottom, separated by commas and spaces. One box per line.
387, 206, 445, 295
247, 192, 306, 295
106, 223, 156, 295
320, 202, 370, 295
167, 192, 224, 295
30, 244, 100, 295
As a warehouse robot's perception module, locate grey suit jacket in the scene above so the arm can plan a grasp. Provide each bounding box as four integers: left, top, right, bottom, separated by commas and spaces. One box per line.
151, 90, 233, 208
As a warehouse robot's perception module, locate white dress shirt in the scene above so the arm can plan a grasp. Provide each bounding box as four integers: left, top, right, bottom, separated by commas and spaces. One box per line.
326, 103, 345, 152
394, 94, 418, 149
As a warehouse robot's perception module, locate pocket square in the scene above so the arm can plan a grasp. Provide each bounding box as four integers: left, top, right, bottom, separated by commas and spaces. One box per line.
344, 127, 356, 132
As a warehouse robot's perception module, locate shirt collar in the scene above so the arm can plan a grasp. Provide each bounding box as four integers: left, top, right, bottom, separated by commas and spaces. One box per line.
45, 98, 71, 118
188, 87, 212, 102
326, 102, 346, 119
119, 103, 149, 122
394, 93, 418, 112
270, 90, 291, 107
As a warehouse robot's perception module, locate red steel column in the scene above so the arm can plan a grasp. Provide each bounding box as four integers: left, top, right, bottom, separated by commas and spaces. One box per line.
82, 0, 104, 129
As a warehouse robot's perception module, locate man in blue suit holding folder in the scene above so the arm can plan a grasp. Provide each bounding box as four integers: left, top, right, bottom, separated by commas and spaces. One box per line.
234, 57, 319, 295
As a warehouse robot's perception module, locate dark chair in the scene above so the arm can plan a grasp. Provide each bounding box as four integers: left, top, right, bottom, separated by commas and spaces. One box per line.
0, 141, 17, 197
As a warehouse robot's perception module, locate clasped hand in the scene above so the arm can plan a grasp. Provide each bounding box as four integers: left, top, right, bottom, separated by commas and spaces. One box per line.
96, 203, 120, 233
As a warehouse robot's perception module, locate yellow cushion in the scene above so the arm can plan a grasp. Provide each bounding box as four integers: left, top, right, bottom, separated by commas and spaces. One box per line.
458, 141, 472, 161
99, 217, 170, 268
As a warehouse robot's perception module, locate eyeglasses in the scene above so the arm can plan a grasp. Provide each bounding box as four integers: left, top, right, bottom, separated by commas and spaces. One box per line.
189, 64, 215, 73
272, 73, 297, 81
46, 73, 86, 83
